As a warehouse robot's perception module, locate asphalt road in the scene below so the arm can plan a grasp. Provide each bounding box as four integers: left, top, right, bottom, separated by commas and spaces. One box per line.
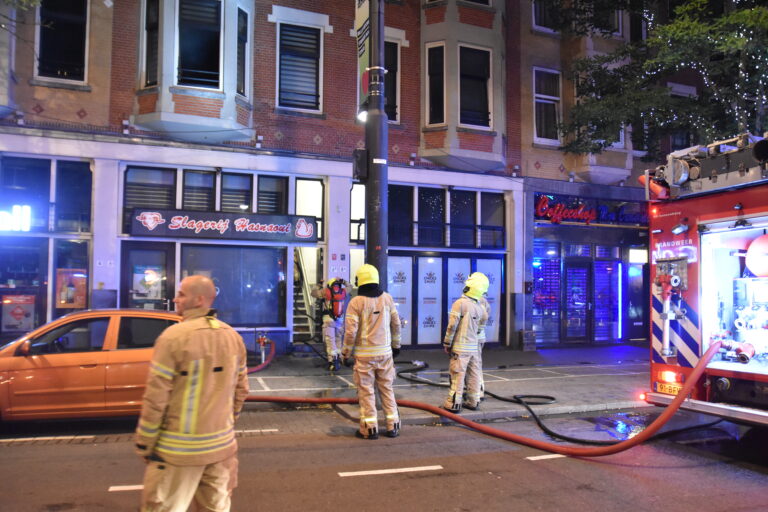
1, 407, 767, 512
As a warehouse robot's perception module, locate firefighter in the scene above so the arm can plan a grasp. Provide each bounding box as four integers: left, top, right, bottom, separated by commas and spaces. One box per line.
314, 277, 348, 371
442, 272, 490, 413
341, 264, 402, 439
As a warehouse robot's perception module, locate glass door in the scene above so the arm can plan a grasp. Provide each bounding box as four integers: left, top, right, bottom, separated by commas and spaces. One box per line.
120, 241, 175, 310
563, 261, 591, 342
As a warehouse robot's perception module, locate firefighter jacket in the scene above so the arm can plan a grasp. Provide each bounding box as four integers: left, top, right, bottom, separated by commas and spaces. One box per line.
442, 295, 489, 354
477, 297, 491, 344
135, 307, 249, 466
342, 292, 402, 358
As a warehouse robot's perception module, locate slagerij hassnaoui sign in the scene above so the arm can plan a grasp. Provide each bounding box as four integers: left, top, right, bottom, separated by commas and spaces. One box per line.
131, 209, 318, 242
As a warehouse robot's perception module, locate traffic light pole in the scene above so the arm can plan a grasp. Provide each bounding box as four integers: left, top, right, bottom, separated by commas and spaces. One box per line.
365, 0, 388, 289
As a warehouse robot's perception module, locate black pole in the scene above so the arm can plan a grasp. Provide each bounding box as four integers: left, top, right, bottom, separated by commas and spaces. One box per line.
365, 0, 388, 289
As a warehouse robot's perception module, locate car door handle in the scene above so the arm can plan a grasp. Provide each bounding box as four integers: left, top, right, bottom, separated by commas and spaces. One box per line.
80, 363, 98, 368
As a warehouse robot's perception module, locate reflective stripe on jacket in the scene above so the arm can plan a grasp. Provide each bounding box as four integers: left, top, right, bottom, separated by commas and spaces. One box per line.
343, 292, 401, 358
442, 295, 489, 354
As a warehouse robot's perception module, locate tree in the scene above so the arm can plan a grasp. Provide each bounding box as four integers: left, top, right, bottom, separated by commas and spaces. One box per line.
540, 0, 768, 160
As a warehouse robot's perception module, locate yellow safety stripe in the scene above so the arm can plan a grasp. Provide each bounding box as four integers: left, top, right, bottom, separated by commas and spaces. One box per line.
180, 359, 204, 434
156, 437, 235, 456
150, 360, 175, 380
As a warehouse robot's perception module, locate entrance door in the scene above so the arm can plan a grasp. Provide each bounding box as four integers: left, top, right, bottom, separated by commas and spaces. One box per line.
563, 261, 591, 342
120, 241, 175, 310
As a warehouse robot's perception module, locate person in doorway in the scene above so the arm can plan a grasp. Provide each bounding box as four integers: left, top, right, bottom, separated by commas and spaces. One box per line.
442, 272, 490, 413
135, 275, 250, 512
341, 264, 402, 439
311, 277, 349, 372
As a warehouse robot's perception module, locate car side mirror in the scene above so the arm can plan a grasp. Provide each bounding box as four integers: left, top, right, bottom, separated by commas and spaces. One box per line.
15, 340, 31, 356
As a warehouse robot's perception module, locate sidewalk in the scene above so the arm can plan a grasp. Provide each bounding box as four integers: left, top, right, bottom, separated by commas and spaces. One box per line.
247, 344, 653, 425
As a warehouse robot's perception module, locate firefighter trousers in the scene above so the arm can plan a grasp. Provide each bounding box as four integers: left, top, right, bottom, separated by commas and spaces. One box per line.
322, 316, 344, 361
141, 453, 238, 512
443, 351, 482, 412
353, 355, 400, 435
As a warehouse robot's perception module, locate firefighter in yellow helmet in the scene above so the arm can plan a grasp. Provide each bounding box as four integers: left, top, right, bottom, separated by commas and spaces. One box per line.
442, 272, 490, 412
311, 277, 349, 372
341, 264, 402, 439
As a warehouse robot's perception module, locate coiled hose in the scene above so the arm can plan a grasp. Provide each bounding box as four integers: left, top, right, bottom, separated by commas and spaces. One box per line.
246, 341, 722, 457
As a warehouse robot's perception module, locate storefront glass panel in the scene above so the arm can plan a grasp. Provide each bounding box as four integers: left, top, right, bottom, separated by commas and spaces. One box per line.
449, 190, 475, 247
418, 188, 444, 246
56, 161, 91, 233
416, 256, 442, 344
0, 237, 48, 343
476, 258, 501, 342
447, 257, 471, 311
593, 260, 620, 342
122, 241, 175, 311
53, 239, 89, 319
387, 256, 412, 345
182, 170, 215, 211
296, 178, 324, 240
532, 240, 561, 344
1, 157, 50, 232
221, 173, 252, 213
123, 167, 176, 232
389, 185, 413, 246
564, 262, 590, 340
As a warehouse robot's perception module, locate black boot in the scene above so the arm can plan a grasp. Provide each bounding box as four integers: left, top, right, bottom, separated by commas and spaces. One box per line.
333, 355, 341, 371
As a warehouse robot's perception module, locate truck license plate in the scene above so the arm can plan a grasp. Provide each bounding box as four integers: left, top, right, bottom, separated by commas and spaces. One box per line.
655, 382, 682, 395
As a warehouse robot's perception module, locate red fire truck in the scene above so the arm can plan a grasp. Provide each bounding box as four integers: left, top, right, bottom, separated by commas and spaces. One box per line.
643, 133, 768, 425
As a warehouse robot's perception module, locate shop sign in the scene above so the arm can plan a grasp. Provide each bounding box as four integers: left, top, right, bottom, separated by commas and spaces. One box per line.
2, 295, 35, 332
131, 209, 318, 242
534, 193, 648, 226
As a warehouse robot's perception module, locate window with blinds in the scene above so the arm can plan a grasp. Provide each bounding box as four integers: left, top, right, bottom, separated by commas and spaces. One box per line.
221, 173, 252, 213
182, 170, 215, 211
123, 167, 176, 232
257, 176, 288, 214
178, 0, 221, 88
278, 23, 320, 110
145, 0, 159, 87
459, 46, 490, 127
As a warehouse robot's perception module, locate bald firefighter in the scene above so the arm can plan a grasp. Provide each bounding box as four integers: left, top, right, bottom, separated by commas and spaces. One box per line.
135, 275, 249, 512
341, 264, 402, 439
442, 272, 490, 413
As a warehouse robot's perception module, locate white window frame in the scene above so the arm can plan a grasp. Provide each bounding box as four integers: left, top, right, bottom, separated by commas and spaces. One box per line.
236, 2, 253, 100
140, 0, 158, 89
425, 41, 446, 127
531, 0, 558, 33
533, 66, 561, 146
34, 0, 91, 85
174, 0, 224, 91
384, 26, 409, 124
458, 43, 493, 131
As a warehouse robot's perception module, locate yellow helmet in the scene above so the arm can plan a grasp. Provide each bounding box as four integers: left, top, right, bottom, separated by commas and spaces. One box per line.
464, 272, 489, 300
355, 264, 380, 287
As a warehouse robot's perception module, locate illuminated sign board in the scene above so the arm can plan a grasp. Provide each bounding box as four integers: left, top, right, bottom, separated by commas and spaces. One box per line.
534, 193, 648, 226
0, 205, 31, 232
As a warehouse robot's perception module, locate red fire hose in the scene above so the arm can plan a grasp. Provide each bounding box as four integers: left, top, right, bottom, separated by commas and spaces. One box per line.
247, 335, 276, 373
246, 341, 723, 457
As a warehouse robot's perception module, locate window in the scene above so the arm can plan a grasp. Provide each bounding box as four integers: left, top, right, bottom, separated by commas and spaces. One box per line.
427, 44, 445, 125
388, 185, 413, 246
118, 317, 176, 349
459, 46, 491, 127
145, 0, 159, 87
221, 173, 252, 213
418, 187, 445, 246
534, 68, 561, 143
350, 183, 365, 243
278, 23, 320, 110
480, 192, 504, 248
0, 157, 50, 233
0, 237, 48, 342
182, 170, 215, 211
53, 240, 89, 319
37, 0, 88, 81
463, 0, 490, 4
295, 178, 324, 241
533, 1, 558, 31
257, 176, 288, 214
123, 167, 176, 232
384, 41, 399, 121
178, 0, 221, 88
56, 161, 91, 232
237, 8, 249, 96
594, 9, 621, 35
450, 190, 475, 247
30, 318, 109, 355
182, 245, 286, 326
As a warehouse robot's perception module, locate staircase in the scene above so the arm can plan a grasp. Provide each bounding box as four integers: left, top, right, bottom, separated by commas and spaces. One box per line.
292, 250, 318, 345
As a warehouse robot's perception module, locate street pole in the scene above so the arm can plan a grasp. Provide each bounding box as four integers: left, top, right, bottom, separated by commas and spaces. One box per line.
365, 0, 388, 289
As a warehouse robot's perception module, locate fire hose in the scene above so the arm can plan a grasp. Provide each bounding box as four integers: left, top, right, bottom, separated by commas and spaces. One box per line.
246, 341, 723, 457
247, 334, 276, 373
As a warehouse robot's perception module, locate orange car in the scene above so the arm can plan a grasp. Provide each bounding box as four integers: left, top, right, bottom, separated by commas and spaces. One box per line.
0, 309, 179, 421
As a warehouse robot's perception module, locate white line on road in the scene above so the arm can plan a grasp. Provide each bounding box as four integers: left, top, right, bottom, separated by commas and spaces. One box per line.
338, 465, 443, 477
108, 485, 144, 492
237, 429, 279, 434
336, 375, 355, 387
526, 454, 566, 461
256, 377, 270, 391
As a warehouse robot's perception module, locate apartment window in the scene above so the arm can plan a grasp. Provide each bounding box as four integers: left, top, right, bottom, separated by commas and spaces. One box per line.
533, 1, 558, 31
178, 0, 221, 88
418, 187, 445, 246
295, 178, 324, 241
145, 0, 159, 87
236, 8, 249, 96
427, 44, 445, 125
257, 176, 288, 214
123, 167, 176, 232
220, 173, 252, 213
388, 185, 413, 246
459, 46, 491, 127
278, 23, 320, 110
534, 68, 561, 143
384, 41, 399, 121
463, 0, 490, 4
595, 9, 621, 35
56, 161, 91, 233
37, 0, 88, 81
182, 170, 215, 211
450, 190, 475, 247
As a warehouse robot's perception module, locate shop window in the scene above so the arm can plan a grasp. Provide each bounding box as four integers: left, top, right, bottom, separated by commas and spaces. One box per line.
350, 183, 365, 243
450, 190, 476, 247
388, 184, 413, 246
459, 46, 491, 127
257, 176, 288, 214
533, 1, 558, 31
123, 167, 176, 233
220, 173, 252, 213
0, 157, 50, 233
236, 8, 249, 97
418, 187, 445, 246
53, 239, 89, 319
426, 43, 444, 125
117, 317, 176, 349
0, 237, 49, 344
565, 243, 591, 257
384, 41, 399, 121
181, 245, 286, 326
178, 0, 222, 88
183, 170, 215, 211
534, 68, 561, 144
37, 0, 88, 82
56, 161, 91, 233
278, 23, 320, 110
596, 245, 620, 259
480, 192, 504, 248
295, 178, 324, 241
534, 240, 560, 258
144, 0, 159, 87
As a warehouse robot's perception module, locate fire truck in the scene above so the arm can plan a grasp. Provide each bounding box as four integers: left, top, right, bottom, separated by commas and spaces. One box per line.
642, 133, 768, 426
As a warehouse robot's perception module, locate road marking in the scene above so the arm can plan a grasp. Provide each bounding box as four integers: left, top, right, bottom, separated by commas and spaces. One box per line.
339, 465, 443, 477
236, 429, 279, 434
256, 377, 270, 391
526, 454, 566, 461
109, 485, 144, 492
336, 375, 355, 387
0, 435, 95, 443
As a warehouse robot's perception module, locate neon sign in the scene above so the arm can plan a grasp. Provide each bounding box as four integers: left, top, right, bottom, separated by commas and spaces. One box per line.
0, 205, 31, 232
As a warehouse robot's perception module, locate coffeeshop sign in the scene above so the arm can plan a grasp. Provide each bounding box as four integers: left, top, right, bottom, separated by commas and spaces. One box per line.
534, 193, 647, 226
